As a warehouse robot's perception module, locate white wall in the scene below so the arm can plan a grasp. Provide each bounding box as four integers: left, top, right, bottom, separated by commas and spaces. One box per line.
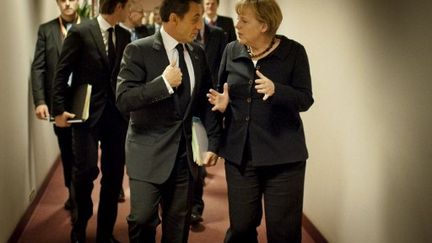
0, 1, 60, 242
220, 0, 432, 242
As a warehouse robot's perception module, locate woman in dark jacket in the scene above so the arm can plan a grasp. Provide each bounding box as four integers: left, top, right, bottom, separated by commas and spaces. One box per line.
207, 0, 314, 242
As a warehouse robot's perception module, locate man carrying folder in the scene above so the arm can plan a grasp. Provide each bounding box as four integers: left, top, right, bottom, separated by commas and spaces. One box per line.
31, 0, 82, 211
52, 0, 130, 242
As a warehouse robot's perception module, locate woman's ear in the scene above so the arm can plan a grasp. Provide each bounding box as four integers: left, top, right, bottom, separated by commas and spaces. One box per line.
261, 23, 268, 33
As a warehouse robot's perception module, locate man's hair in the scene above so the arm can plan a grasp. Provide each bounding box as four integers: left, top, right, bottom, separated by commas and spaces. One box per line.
160, 0, 202, 22
128, 0, 143, 12
99, 0, 128, 14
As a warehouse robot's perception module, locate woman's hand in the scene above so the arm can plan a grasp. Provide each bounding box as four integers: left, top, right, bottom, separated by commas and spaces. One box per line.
207, 83, 229, 113
255, 70, 275, 100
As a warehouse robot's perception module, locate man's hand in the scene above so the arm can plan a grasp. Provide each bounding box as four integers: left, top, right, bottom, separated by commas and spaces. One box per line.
54, 112, 75, 128
35, 104, 50, 120
162, 59, 182, 88
202, 151, 219, 167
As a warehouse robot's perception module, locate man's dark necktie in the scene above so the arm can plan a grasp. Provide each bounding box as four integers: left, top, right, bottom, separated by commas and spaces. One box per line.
107, 27, 116, 71
175, 43, 191, 114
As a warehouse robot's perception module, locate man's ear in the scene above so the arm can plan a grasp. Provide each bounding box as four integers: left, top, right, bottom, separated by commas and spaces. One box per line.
169, 13, 178, 25
116, 2, 125, 11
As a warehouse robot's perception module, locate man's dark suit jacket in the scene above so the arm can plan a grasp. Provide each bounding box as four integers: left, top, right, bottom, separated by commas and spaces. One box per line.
134, 25, 150, 39
215, 15, 236, 43
31, 17, 88, 111
52, 18, 130, 127
116, 32, 221, 184
145, 24, 159, 36
201, 24, 227, 85
31, 18, 63, 111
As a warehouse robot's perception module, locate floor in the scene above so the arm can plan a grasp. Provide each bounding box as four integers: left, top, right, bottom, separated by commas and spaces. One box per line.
14, 160, 316, 242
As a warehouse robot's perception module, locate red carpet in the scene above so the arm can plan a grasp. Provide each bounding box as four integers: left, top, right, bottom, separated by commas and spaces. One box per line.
15, 161, 315, 242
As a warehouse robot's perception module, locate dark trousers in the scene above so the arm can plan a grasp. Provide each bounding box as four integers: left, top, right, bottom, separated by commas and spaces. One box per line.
224, 160, 306, 243
53, 125, 74, 189
70, 104, 127, 242
191, 166, 206, 215
127, 155, 193, 243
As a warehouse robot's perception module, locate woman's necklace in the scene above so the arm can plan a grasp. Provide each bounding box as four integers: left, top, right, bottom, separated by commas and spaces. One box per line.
246, 37, 276, 59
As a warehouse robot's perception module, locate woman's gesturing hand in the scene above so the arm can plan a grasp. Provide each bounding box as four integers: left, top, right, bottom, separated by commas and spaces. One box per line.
207, 83, 229, 113
255, 70, 275, 100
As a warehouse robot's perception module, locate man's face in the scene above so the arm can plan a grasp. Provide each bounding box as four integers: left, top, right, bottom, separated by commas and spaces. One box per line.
57, 0, 79, 18
174, 2, 204, 43
203, 0, 218, 17
118, 1, 130, 23
130, 8, 144, 27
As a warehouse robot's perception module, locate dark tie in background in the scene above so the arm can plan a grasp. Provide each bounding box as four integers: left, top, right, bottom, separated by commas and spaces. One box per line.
175, 44, 191, 114
107, 27, 116, 71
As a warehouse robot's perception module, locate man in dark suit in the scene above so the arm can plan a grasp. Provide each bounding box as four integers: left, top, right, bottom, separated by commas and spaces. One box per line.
203, 0, 236, 43
52, 0, 130, 242
190, 21, 227, 225
120, 0, 149, 41
31, 0, 82, 211
116, 0, 221, 242
196, 21, 227, 85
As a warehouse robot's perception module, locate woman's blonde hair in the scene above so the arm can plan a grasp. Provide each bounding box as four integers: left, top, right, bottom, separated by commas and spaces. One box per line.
235, 0, 283, 36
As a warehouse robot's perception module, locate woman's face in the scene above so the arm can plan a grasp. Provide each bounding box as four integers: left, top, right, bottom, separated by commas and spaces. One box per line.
235, 6, 267, 46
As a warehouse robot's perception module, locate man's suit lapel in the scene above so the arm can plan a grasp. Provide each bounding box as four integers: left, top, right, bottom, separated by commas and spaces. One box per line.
89, 19, 110, 69
51, 19, 63, 55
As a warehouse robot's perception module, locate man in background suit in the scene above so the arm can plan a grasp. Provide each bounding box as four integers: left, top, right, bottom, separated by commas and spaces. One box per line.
31, 0, 82, 211
203, 0, 236, 43
190, 20, 227, 225
196, 21, 227, 85
120, 0, 149, 41
116, 0, 221, 242
52, 0, 130, 242
146, 6, 162, 35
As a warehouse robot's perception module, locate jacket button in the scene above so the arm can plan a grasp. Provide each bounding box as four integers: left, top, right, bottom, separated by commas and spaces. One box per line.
256, 65, 260, 70
249, 80, 253, 85
246, 97, 251, 103
245, 116, 249, 121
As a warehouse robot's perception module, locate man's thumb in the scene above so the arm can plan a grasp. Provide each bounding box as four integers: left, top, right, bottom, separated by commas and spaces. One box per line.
170, 58, 177, 67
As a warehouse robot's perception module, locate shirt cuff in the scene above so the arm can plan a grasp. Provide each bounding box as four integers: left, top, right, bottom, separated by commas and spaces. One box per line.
162, 75, 174, 94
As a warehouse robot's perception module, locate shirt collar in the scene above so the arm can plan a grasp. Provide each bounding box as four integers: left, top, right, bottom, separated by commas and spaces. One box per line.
119, 22, 133, 33
160, 26, 180, 52
97, 15, 114, 31
204, 15, 218, 24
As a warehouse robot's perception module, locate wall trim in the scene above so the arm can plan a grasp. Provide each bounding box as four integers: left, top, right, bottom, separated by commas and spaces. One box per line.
303, 214, 328, 243
7, 157, 61, 243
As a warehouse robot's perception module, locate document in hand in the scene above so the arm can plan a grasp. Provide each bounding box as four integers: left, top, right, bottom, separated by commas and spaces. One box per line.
192, 117, 208, 166
67, 83, 92, 123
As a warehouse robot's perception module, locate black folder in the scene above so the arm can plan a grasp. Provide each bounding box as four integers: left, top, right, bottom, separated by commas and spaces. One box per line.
67, 84, 92, 123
